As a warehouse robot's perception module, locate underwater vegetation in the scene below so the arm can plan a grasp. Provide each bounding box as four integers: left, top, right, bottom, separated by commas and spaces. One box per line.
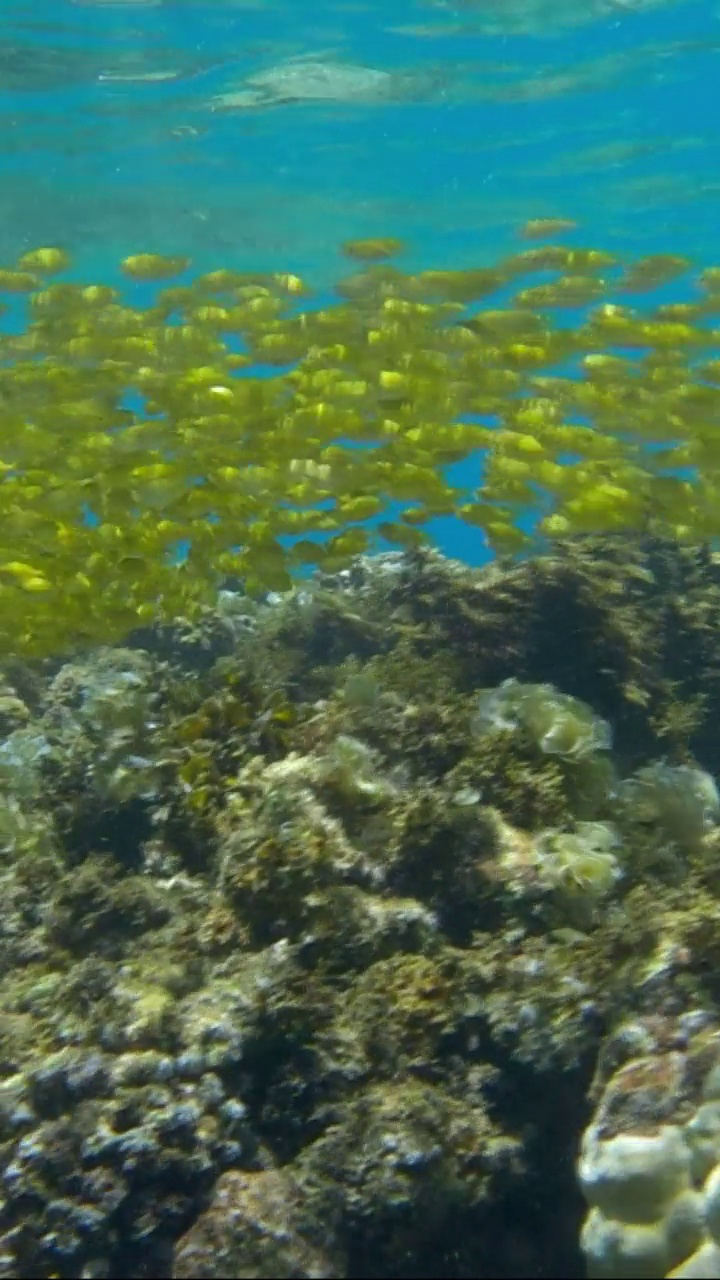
0, 538, 720, 1275
2, 237, 720, 660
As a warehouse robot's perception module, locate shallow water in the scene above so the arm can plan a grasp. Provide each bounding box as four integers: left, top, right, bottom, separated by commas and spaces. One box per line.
2, 8, 720, 1280
0, 0, 717, 576
2, 0, 718, 285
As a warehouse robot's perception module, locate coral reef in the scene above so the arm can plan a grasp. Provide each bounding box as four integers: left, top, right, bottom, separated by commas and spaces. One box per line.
0, 538, 720, 1275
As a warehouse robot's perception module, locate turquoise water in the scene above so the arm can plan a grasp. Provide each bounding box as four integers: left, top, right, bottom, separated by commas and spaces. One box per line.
4, 0, 718, 282
3, 11, 720, 1278
2, 0, 720, 570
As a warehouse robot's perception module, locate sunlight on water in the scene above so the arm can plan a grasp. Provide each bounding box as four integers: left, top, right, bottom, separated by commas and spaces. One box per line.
1, 0, 719, 581
0, 0, 716, 286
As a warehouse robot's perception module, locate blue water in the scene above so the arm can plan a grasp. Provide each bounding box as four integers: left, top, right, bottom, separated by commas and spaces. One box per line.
2, 0, 719, 567
3, 0, 718, 275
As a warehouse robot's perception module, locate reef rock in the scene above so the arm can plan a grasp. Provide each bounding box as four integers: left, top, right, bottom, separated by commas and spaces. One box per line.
172, 1168, 341, 1279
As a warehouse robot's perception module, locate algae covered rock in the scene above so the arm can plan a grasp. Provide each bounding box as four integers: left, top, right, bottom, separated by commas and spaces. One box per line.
173, 1168, 340, 1279
295, 1081, 521, 1279
0, 537, 719, 1276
